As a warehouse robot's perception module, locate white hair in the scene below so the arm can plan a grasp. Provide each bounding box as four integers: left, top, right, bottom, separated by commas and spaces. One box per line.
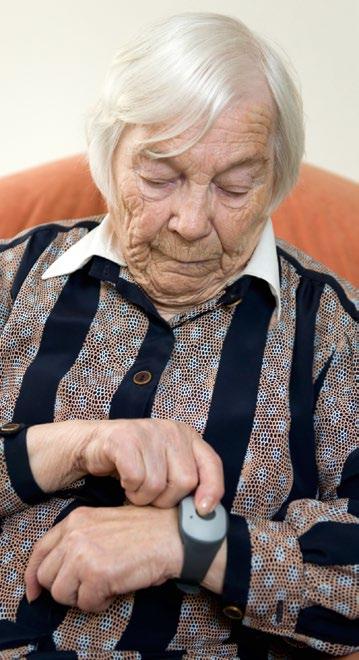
86, 12, 305, 212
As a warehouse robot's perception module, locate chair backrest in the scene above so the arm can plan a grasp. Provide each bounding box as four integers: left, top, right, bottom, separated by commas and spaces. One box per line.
0, 155, 358, 286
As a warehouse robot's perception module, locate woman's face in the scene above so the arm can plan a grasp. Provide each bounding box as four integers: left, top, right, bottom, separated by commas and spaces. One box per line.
109, 95, 276, 313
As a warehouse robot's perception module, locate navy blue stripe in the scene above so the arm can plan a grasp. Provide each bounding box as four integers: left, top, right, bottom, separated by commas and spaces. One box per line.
110, 282, 175, 419
115, 276, 171, 325
55, 473, 126, 509
0, 620, 44, 649
273, 277, 323, 521
0, 219, 98, 253
10, 225, 78, 302
348, 499, 359, 516
281, 642, 335, 659
13, 265, 100, 425
222, 514, 251, 617
11, 226, 62, 302
230, 624, 326, 660
115, 582, 183, 653
228, 628, 269, 660
296, 605, 359, 645
4, 427, 48, 504
299, 521, 359, 565
204, 276, 275, 512
337, 448, 359, 499
87, 254, 121, 287
277, 247, 358, 321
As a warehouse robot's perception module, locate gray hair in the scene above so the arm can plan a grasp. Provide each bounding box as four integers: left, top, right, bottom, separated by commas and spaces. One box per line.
86, 12, 305, 212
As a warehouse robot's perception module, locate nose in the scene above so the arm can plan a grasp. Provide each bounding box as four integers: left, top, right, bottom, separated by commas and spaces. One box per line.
167, 186, 213, 242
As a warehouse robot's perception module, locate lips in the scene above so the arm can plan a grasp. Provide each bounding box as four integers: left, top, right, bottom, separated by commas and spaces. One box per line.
175, 258, 216, 263
153, 248, 218, 265
160, 253, 218, 264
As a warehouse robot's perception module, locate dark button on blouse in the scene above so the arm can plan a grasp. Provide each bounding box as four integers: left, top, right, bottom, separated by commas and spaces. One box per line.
0, 422, 27, 435
222, 604, 244, 620
133, 370, 153, 385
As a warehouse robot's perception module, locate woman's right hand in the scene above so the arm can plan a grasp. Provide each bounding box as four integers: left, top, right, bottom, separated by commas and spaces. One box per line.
26, 418, 225, 514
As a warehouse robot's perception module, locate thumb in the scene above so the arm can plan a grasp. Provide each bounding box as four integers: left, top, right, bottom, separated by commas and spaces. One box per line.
192, 439, 225, 515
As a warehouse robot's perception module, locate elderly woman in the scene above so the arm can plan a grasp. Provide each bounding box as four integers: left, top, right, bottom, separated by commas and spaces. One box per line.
0, 12, 357, 660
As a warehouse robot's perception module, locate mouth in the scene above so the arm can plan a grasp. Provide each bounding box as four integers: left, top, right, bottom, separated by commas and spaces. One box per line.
157, 252, 218, 264
174, 258, 217, 264
151, 247, 219, 269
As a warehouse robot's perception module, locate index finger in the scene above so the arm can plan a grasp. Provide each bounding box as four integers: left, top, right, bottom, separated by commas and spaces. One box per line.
192, 439, 225, 515
24, 522, 63, 602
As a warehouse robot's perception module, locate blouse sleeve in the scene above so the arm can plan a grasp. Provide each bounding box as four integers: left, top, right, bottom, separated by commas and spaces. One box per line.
221, 303, 359, 656
0, 230, 48, 516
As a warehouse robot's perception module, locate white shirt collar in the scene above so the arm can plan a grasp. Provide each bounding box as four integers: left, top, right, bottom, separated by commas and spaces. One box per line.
42, 213, 281, 319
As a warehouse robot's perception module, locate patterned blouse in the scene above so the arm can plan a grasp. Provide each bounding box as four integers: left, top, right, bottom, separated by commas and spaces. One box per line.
0, 216, 358, 659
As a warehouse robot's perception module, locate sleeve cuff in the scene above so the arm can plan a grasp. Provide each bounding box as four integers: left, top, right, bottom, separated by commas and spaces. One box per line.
3, 427, 48, 504
221, 513, 251, 619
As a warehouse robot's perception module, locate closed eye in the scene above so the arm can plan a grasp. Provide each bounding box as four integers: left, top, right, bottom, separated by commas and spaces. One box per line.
141, 177, 177, 187
216, 185, 249, 196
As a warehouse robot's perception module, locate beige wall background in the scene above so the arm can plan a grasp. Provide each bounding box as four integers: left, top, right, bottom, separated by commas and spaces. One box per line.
0, 0, 358, 181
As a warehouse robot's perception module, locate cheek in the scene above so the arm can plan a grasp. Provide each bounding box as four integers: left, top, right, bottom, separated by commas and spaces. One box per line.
214, 184, 270, 251
120, 187, 171, 243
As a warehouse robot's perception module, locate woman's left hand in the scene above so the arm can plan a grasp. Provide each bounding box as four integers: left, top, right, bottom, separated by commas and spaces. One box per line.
24, 504, 184, 611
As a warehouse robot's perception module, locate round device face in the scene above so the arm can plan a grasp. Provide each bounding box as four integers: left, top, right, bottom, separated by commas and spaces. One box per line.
179, 496, 228, 543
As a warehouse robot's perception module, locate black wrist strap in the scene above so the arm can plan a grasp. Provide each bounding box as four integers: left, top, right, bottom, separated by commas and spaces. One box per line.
2, 422, 47, 504
176, 537, 223, 594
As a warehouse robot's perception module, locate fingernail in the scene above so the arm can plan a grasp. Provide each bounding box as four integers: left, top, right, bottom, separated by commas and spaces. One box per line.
198, 497, 214, 514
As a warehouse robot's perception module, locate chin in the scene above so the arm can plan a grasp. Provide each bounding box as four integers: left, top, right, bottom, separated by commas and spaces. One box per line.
150, 274, 220, 301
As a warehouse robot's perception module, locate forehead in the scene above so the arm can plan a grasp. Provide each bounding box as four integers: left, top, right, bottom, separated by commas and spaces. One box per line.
117, 97, 276, 173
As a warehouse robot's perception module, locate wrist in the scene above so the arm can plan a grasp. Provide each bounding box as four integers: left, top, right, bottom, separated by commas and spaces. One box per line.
200, 537, 227, 594
27, 419, 95, 492
162, 507, 184, 580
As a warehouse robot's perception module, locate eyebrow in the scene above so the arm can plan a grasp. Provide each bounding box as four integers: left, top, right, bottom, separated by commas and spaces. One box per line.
136, 150, 268, 175
218, 156, 269, 175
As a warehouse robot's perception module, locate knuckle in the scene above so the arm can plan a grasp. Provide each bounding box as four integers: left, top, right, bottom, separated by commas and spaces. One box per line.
122, 464, 145, 486
178, 472, 198, 491
67, 506, 89, 526
207, 447, 223, 467
125, 491, 143, 505
36, 562, 47, 586
67, 528, 86, 547
121, 472, 141, 488
51, 582, 67, 604
146, 475, 166, 495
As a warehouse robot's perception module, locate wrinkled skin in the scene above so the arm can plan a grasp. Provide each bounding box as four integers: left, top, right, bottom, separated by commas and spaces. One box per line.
25, 505, 184, 611
109, 93, 276, 318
